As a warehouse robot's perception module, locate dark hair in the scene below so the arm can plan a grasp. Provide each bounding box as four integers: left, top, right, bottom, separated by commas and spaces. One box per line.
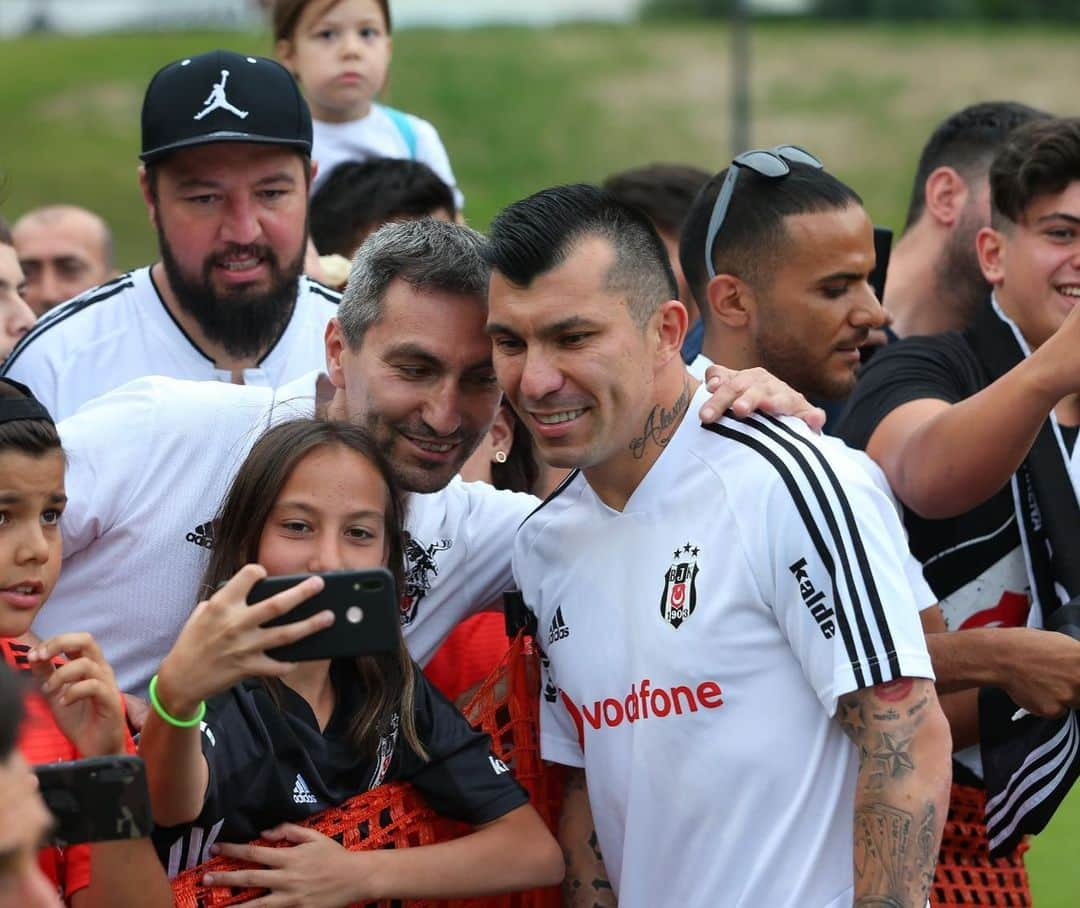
602, 163, 711, 237
0, 215, 11, 247
273, 0, 392, 40
0, 662, 24, 760
0, 381, 61, 458
990, 117, 1080, 228
200, 418, 425, 760
310, 159, 456, 259
679, 162, 861, 317
485, 183, 677, 329
904, 101, 1050, 230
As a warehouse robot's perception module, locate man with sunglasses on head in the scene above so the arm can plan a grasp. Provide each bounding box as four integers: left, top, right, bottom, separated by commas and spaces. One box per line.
487, 182, 951, 908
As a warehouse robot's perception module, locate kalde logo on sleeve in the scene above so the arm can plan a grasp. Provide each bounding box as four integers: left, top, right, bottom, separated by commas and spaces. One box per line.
560, 677, 724, 750
789, 557, 836, 639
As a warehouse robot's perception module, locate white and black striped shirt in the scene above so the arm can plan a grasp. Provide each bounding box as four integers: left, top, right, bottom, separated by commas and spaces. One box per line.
2, 266, 340, 420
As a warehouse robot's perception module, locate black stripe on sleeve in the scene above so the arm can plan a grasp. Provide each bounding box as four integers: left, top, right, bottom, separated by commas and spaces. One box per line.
723, 415, 900, 682
306, 281, 342, 304
1, 276, 134, 373
759, 413, 901, 669
705, 422, 869, 688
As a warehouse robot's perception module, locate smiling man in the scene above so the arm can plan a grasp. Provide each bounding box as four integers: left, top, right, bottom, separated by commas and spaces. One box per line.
485, 184, 950, 908
2, 50, 339, 420
838, 117, 1080, 900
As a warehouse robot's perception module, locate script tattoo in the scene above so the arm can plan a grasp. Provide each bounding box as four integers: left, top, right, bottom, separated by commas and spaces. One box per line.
629, 376, 691, 460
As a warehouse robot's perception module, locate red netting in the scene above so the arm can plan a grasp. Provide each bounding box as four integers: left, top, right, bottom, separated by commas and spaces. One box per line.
931, 782, 1031, 907
172, 633, 563, 908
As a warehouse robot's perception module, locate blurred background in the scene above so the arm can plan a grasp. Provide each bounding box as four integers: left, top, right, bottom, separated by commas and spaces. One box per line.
0, 2, 1078, 900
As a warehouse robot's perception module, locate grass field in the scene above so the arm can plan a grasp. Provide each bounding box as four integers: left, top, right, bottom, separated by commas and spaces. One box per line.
2, 21, 1080, 266
1, 18, 1079, 902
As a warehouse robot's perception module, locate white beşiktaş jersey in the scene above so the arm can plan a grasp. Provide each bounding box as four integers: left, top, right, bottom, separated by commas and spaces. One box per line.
1, 267, 340, 421
515, 386, 934, 908
688, 352, 938, 610
37, 371, 536, 695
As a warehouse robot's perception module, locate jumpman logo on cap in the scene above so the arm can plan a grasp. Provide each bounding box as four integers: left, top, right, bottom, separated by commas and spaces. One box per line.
194, 70, 249, 121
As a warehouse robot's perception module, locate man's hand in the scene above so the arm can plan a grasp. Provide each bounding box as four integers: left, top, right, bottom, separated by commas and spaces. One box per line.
122, 694, 151, 734
205, 825, 370, 907
699, 364, 825, 430
558, 767, 616, 908
28, 633, 127, 758
989, 628, 1080, 718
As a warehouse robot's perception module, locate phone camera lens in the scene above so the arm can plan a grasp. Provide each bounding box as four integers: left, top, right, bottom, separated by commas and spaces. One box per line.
346, 606, 364, 624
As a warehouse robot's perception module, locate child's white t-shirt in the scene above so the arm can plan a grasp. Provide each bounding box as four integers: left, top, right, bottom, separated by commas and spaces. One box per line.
311, 104, 464, 209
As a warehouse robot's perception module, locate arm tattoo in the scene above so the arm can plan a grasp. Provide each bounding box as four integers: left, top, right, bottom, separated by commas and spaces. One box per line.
629, 376, 691, 460
840, 679, 945, 906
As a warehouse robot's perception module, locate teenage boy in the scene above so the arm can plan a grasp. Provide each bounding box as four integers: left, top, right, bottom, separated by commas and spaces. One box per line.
839, 116, 1080, 900
3, 50, 339, 420
485, 184, 951, 907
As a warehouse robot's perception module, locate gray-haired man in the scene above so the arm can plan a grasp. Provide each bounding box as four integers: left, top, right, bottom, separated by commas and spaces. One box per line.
34, 218, 823, 707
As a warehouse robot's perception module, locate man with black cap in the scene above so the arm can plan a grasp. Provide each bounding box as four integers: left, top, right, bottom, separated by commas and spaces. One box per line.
2, 50, 339, 421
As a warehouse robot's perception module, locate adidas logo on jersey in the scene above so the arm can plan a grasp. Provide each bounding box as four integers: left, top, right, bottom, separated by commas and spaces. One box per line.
488, 755, 510, 776
186, 522, 215, 550
292, 774, 317, 805
548, 606, 570, 645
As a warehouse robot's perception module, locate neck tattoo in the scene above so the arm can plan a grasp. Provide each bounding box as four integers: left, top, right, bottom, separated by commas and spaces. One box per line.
629, 376, 691, 460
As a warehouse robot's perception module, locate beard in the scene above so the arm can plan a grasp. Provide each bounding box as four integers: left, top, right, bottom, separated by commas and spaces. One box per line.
360, 406, 486, 495
158, 224, 305, 360
755, 324, 866, 402
936, 202, 991, 328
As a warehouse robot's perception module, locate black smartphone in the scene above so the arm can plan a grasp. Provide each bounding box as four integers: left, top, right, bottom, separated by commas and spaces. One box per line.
247, 567, 399, 662
35, 755, 153, 847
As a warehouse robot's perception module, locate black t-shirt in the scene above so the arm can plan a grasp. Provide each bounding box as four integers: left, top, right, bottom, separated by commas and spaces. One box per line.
153, 660, 527, 876
836, 328, 1029, 624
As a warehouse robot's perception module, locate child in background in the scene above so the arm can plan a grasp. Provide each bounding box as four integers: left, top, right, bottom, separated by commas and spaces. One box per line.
273, 0, 465, 210
0, 379, 171, 908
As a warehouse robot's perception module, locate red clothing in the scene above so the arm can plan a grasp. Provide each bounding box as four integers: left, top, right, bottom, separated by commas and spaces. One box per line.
2, 637, 135, 901
425, 613, 509, 701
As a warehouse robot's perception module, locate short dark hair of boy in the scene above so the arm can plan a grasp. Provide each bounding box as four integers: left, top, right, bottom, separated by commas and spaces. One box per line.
903, 101, 1050, 231
679, 161, 861, 316
990, 116, 1080, 229
310, 159, 456, 259
602, 163, 711, 237
484, 183, 677, 330
0, 380, 61, 457
0, 662, 24, 760
272, 0, 391, 41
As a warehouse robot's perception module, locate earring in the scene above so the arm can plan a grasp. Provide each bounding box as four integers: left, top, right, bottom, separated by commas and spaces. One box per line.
494, 450, 508, 464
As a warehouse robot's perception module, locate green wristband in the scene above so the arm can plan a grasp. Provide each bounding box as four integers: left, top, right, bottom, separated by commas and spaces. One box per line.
148, 674, 206, 728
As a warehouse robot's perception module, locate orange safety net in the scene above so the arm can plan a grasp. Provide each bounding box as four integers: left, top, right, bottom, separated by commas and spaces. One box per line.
932, 782, 1031, 907
172, 633, 564, 908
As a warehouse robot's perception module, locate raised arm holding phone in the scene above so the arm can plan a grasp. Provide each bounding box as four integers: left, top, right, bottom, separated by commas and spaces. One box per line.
139, 418, 562, 906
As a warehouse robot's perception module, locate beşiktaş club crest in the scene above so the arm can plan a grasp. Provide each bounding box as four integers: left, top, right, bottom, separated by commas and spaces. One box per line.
660, 542, 700, 629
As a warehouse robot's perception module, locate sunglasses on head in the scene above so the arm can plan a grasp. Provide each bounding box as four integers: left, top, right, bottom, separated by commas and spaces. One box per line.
703, 144, 823, 280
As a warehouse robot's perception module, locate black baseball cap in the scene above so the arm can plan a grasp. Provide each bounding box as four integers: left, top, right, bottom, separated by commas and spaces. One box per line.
140, 50, 312, 164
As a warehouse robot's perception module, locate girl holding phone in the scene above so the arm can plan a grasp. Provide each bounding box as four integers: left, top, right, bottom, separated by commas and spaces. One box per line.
139, 419, 562, 904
